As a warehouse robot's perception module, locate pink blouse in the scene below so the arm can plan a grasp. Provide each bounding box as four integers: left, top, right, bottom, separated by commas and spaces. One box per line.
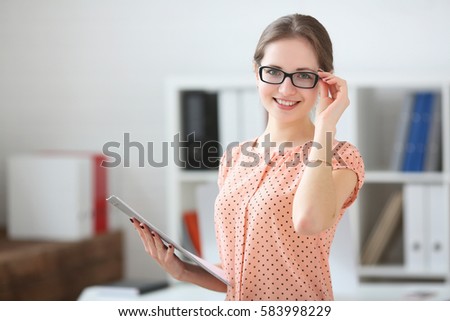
214, 139, 364, 300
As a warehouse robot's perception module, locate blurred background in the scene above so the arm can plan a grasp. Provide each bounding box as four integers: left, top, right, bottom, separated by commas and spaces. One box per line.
1, 0, 450, 300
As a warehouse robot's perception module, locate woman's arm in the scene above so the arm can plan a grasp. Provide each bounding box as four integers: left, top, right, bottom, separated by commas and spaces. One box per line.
292, 73, 357, 235
131, 219, 227, 293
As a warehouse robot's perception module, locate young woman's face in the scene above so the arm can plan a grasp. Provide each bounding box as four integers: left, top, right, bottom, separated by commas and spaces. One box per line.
257, 37, 320, 124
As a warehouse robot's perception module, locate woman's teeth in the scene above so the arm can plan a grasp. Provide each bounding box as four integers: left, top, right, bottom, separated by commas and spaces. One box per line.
275, 98, 297, 106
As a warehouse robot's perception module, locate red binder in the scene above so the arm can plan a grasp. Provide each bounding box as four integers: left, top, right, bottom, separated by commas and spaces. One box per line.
183, 211, 202, 257
93, 154, 108, 234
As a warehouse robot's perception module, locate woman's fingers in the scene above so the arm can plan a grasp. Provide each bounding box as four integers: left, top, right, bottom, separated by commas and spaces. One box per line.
319, 72, 348, 98
164, 244, 175, 264
152, 232, 168, 261
318, 78, 330, 99
318, 72, 349, 105
141, 225, 158, 257
129, 219, 184, 280
317, 78, 332, 112
131, 218, 157, 257
131, 218, 167, 262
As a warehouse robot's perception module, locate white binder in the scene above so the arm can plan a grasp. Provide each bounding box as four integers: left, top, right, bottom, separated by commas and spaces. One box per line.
195, 182, 220, 263
427, 185, 449, 273
403, 184, 427, 272
7, 154, 93, 241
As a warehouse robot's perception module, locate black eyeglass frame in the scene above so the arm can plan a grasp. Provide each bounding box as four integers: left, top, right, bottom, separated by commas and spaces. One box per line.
258, 66, 320, 89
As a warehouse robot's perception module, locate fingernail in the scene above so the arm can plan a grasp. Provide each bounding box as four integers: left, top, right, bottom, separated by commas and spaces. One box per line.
140, 224, 145, 229
129, 218, 134, 223
151, 231, 155, 236
168, 245, 173, 249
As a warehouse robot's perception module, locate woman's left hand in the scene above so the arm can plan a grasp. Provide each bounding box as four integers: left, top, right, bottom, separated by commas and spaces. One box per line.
315, 71, 350, 133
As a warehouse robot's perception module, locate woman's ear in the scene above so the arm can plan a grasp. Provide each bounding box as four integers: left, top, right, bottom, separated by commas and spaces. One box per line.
253, 62, 260, 86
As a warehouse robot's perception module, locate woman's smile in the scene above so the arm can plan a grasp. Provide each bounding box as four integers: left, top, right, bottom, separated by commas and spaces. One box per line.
273, 97, 300, 110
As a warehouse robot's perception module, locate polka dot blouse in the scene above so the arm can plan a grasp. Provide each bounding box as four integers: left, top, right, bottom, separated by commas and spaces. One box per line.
214, 139, 365, 301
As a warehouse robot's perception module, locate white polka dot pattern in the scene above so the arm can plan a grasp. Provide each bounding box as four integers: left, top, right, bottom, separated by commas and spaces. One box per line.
214, 139, 364, 301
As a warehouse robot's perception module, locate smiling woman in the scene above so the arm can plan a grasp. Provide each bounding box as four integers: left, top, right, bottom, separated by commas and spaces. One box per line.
212, 15, 364, 300
130, 13, 365, 301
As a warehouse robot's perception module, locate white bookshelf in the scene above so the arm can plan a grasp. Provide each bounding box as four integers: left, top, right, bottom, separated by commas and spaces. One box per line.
348, 75, 450, 283
165, 74, 450, 285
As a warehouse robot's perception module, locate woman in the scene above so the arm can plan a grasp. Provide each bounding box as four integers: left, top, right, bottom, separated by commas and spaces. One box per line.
132, 13, 364, 301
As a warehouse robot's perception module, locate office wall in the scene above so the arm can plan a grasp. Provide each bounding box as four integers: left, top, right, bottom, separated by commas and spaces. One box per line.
1, 0, 449, 282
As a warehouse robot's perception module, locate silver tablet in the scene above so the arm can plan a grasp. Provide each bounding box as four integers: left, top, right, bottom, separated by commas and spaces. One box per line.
107, 195, 230, 287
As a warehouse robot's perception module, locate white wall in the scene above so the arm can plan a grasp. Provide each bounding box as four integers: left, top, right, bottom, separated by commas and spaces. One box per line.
1, 0, 449, 283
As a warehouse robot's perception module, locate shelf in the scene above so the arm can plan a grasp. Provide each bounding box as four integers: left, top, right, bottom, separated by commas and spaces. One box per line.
346, 74, 450, 89
178, 170, 445, 184
166, 75, 255, 91
365, 171, 444, 184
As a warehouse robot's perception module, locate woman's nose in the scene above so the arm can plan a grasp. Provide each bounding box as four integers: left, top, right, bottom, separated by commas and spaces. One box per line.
278, 77, 297, 96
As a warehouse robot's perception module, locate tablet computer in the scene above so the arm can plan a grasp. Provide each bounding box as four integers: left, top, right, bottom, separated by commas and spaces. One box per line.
107, 195, 230, 287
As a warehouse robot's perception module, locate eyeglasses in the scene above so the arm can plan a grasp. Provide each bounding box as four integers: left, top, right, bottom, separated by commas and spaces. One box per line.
258, 66, 319, 89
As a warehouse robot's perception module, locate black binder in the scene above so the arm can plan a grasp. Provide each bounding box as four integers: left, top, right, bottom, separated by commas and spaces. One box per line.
180, 91, 220, 170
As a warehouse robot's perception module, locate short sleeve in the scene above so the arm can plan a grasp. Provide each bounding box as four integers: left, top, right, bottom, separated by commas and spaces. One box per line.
331, 141, 365, 209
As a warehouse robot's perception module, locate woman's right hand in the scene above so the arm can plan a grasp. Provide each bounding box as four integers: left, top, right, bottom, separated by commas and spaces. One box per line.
130, 218, 186, 281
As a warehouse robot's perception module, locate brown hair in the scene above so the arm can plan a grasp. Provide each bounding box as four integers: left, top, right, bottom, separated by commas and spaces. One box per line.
253, 14, 334, 72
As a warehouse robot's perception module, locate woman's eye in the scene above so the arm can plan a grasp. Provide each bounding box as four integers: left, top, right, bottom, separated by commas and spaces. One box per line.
295, 72, 312, 80
266, 69, 282, 76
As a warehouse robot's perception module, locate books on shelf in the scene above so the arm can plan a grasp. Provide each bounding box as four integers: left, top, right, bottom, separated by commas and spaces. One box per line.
361, 190, 403, 265
403, 184, 449, 273
181, 183, 220, 262
362, 184, 449, 273
391, 91, 442, 172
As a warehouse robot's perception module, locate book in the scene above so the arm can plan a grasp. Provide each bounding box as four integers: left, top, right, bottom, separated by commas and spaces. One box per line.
218, 90, 240, 151
93, 154, 108, 234
195, 182, 220, 263
403, 184, 427, 272
426, 185, 448, 273
241, 89, 267, 141
402, 92, 434, 171
390, 93, 414, 171
181, 91, 220, 170
361, 190, 403, 265
424, 93, 442, 172
416, 92, 434, 170
182, 210, 202, 257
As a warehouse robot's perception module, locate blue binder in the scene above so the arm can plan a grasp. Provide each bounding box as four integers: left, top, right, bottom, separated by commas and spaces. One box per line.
402, 92, 434, 171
